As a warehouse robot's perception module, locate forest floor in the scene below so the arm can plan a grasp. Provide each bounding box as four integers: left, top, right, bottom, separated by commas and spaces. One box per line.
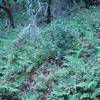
0, 6, 100, 100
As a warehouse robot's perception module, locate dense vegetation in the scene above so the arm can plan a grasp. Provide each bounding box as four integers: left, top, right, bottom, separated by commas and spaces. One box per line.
0, 0, 100, 100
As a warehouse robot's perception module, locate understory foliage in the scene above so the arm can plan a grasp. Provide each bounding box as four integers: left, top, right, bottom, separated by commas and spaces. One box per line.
0, 6, 100, 100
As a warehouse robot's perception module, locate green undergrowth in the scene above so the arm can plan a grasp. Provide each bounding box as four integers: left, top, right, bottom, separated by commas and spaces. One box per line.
0, 6, 100, 100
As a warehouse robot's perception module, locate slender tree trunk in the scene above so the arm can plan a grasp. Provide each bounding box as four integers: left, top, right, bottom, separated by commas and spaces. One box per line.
5, 0, 14, 28
6, 8, 14, 28
0, 0, 14, 28
47, 0, 51, 24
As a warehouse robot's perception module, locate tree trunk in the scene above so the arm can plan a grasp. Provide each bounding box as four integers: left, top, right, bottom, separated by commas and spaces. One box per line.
5, 8, 14, 28
47, 0, 51, 24
0, 0, 14, 28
